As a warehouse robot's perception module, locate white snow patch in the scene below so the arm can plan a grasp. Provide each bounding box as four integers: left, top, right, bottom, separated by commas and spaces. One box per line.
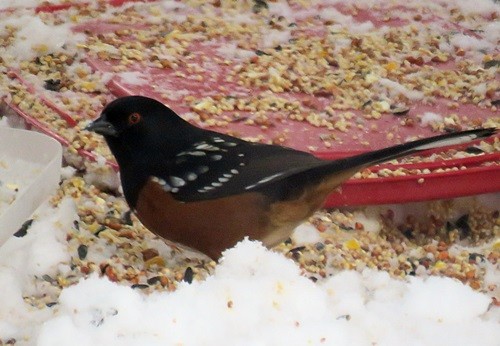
450, 34, 494, 52
0, 0, 38, 10
215, 42, 255, 60
0, 233, 497, 345
421, 112, 444, 127
291, 223, 322, 244
353, 211, 381, 233
378, 78, 425, 101
322, 8, 374, 34
261, 29, 292, 48
0, 15, 84, 61
116, 71, 149, 86
450, 0, 500, 16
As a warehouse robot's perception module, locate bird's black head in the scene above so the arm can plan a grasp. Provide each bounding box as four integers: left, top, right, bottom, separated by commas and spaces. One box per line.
86, 96, 188, 138
86, 96, 198, 163
86, 96, 203, 206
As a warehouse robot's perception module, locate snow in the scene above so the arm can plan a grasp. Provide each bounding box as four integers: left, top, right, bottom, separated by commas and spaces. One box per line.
322, 8, 374, 34
0, 199, 75, 341
450, 34, 495, 53
0, 0, 499, 345
352, 211, 381, 233
268, 2, 317, 22
291, 224, 323, 244
215, 43, 255, 60
0, 15, 84, 62
450, 0, 500, 16
377, 78, 425, 101
261, 29, 292, 49
0, 192, 496, 345
483, 21, 500, 47
0, 0, 38, 10
0, 199, 498, 346
421, 112, 444, 127
1, 239, 487, 345
116, 72, 149, 86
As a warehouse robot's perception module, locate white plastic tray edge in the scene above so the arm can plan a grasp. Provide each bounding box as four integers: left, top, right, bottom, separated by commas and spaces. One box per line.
0, 128, 62, 247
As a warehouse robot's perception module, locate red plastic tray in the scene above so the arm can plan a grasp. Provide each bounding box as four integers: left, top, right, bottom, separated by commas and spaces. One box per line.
4, 1, 499, 206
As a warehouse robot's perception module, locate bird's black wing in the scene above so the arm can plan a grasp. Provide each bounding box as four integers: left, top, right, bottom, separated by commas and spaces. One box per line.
149, 133, 325, 202
150, 127, 497, 203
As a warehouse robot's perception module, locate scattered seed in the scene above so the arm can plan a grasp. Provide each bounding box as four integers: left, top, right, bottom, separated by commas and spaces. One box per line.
391, 105, 410, 116
255, 50, 270, 56
183, 267, 194, 284
288, 246, 306, 254
77, 244, 88, 260
94, 225, 107, 237
144, 256, 165, 268
336, 314, 351, 321
469, 253, 485, 264
315, 242, 325, 251
484, 60, 499, 69
44, 79, 62, 91
465, 146, 484, 154
131, 283, 149, 289
455, 214, 471, 239
361, 100, 372, 108
122, 210, 133, 225
142, 248, 159, 262
147, 276, 162, 285
403, 228, 414, 239
252, 0, 268, 13
13, 219, 34, 237
42, 274, 55, 284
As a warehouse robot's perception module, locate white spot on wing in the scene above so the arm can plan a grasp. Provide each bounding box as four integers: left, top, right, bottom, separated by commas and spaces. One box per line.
196, 143, 220, 151
223, 142, 237, 147
185, 172, 198, 181
211, 154, 222, 161
178, 150, 206, 157
245, 173, 283, 190
151, 176, 164, 184
416, 134, 479, 150
197, 166, 209, 174
169, 176, 186, 187
188, 151, 206, 156
258, 173, 283, 184
152, 176, 171, 191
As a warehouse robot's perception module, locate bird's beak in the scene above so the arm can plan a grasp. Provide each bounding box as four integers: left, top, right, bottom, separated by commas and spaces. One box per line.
85, 114, 118, 137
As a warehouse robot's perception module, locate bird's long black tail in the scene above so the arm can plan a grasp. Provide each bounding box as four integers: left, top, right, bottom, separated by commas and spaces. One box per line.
324, 127, 497, 174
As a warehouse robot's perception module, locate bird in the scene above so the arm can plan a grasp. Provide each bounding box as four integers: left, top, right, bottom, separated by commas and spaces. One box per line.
86, 96, 496, 259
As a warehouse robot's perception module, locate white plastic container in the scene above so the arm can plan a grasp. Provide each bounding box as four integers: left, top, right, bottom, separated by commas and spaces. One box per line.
0, 128, 62, 247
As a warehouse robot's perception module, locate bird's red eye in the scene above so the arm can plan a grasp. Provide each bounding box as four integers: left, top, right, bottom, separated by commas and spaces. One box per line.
128, 112, 141, 125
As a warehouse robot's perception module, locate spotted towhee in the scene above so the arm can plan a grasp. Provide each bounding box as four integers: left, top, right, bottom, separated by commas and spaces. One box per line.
86, 96, 496, 259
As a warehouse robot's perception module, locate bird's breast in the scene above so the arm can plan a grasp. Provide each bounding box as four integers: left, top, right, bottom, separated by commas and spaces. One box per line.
135, 178, 272, 259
